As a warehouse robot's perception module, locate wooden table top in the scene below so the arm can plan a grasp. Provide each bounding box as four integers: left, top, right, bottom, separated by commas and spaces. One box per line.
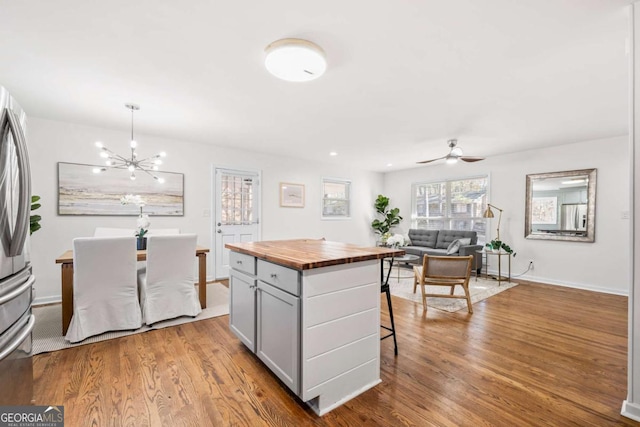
56, 246, 210, 264
225, 239, 404, 270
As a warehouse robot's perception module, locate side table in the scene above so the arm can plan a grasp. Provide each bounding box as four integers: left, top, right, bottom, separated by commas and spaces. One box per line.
476, 250, 511, 284
385, 254, 420, 282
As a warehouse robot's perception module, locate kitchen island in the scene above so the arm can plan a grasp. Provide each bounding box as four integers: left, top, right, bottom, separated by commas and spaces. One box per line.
225, 239, 404, 416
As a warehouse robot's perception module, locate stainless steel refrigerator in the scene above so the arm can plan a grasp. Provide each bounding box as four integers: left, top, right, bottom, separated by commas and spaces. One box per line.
0, 86, 35, 405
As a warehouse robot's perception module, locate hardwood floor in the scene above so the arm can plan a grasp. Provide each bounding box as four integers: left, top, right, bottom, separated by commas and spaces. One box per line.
32, 282, 638, 426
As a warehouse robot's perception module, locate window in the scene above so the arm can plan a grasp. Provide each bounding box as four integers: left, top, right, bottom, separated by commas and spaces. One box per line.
322, 178, 351, 218
220, 173, 255, 225
412, 176, 488, 242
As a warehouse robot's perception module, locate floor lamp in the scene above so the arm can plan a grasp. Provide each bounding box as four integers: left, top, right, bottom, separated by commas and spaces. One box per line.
483, 203, 503, 240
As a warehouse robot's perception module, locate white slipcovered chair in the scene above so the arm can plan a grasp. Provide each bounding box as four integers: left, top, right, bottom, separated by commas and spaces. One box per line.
146, 228, 180, 236
94, 227, 135, 237
66, 236, 142, 343
137, 234, 201, 325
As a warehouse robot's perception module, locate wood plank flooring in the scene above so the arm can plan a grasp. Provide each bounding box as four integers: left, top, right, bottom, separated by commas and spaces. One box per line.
32, 282, 638, 426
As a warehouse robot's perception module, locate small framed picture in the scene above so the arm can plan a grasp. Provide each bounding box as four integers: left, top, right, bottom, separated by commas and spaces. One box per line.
280, 182, 305, 208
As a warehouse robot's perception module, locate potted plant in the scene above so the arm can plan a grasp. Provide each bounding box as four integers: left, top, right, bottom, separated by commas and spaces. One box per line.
371, 194, 403, 245
486, 239, 516, 256
121, 194, 150, 249
30, 195, 42, 235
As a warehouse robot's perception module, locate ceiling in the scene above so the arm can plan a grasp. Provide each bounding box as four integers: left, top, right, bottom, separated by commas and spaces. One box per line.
0, 0, 630, 172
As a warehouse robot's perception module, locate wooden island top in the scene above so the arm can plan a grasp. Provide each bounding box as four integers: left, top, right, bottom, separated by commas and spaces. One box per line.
225, 239, 405, 271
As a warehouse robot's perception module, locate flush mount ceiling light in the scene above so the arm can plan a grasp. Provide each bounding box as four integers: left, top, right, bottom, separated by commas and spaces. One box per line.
93, 103, 167, 183
264, 38, 327, 82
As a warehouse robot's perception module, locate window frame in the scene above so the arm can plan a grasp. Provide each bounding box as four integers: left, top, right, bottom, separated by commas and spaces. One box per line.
321, 177, 352, 220
411, 174, 490, 243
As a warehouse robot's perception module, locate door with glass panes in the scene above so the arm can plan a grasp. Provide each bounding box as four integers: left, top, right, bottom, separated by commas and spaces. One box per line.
214, 168, 260, 278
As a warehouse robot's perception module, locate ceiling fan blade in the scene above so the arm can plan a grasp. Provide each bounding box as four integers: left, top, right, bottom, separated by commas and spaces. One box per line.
460, 156, 485, 163
416, 156, 446, 164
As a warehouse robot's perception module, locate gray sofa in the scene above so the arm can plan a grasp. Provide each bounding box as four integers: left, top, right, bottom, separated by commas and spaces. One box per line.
403, 229, 483, 273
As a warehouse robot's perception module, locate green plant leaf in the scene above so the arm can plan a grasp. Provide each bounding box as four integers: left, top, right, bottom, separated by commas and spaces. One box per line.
31, 195, 40, 203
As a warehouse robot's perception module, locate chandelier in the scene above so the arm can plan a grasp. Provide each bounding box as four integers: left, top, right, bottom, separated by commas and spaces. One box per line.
93, 103, 167, 183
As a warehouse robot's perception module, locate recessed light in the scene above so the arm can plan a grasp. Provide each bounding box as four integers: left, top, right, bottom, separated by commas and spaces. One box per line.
329, 151, 337, 156
264, 38, 327, 82
386, 163, 393, 167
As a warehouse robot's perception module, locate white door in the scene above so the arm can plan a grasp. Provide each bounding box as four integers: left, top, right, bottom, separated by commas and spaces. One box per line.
214, 168, 260, 279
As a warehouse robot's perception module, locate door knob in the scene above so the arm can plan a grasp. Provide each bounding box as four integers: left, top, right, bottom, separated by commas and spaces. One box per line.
217, 229, 222, 233
217, 222, 221, 226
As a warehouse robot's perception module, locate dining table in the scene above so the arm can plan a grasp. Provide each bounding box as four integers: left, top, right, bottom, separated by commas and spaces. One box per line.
55, 246, 210, 335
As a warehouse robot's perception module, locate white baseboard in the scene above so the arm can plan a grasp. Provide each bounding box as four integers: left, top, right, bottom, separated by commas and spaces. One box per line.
33, 295, 61, 306
622, 400, 640, 422
484, 269, 629, 296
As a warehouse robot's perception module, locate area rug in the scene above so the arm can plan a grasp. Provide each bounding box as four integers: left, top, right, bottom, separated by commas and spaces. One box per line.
32, 282, 229, 355
388, 274, 517, 312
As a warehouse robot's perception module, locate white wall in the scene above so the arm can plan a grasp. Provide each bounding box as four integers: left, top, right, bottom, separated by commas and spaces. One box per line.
27, 118, 383, 304
382, 136, 630, 295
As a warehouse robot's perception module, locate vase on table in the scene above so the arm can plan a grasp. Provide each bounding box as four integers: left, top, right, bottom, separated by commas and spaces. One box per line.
137, 236, 147, 250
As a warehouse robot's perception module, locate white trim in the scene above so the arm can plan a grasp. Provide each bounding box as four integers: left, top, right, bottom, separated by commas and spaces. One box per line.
628, 3, 638, 418
483, 270, 629, 296
33, 296, 61, 306
622, 400, 640, 422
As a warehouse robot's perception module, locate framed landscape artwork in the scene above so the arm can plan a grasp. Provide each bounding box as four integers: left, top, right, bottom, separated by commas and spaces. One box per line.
280, 183, 305, 208
57, 162, 184, 216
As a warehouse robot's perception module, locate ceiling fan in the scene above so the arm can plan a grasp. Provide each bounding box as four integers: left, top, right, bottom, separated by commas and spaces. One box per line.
417, 139, 485, 164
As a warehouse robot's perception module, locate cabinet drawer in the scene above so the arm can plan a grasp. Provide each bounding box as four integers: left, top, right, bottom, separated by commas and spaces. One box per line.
257, 260, 300, 296
230, 251, 256, 276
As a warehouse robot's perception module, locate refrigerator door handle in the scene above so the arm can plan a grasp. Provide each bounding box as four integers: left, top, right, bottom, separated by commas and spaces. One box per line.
0, 274, 34, 305
0, 314, 34, 362
0, 108, 11, 256
2, 108, 31, 257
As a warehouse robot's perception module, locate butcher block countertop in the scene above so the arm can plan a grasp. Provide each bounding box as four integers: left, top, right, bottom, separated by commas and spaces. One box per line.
225, 239, 405, 271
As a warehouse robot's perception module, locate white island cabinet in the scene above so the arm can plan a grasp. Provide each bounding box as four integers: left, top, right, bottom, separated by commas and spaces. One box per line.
226, 239, 403, 416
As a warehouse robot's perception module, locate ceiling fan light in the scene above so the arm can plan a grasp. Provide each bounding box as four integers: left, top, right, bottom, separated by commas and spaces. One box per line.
446, 157, 458, 165
450, 147, 463, 157
265, 38, 327, 82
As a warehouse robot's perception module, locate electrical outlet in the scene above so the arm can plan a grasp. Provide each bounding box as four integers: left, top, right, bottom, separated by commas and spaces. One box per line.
529, 260, 534, 270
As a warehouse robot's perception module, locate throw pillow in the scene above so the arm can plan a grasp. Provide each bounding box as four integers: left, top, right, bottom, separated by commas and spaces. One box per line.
446, 238, 471, 255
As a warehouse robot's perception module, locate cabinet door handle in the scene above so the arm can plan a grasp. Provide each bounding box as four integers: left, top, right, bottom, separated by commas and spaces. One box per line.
270, 273, 277, 279
236, 260, 243, 264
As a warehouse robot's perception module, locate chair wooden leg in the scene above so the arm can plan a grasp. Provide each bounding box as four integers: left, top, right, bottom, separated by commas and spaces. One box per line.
420, 282, 427, 311
413, 273, 418, 293
463, 285, 473, 314
449, 286, 455, 296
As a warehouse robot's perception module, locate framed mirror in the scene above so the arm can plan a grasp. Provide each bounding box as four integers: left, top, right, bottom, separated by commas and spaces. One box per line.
525, 168, 596, 242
